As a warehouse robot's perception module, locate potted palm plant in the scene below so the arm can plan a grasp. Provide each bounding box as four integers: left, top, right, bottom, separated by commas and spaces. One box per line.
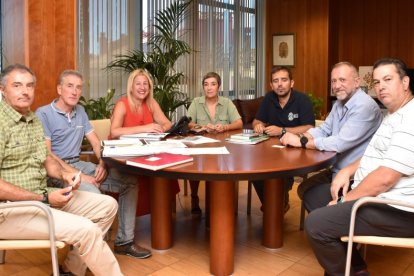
105, 0, 193, 119
79, 88, 115, 120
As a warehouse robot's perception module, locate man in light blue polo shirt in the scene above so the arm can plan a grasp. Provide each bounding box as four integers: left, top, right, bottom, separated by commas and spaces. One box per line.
281, 61, 383, 211
36, 70, 152, 259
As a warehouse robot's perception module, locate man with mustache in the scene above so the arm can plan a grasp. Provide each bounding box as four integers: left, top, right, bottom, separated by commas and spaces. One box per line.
0, 64, 122, 275
302, 57, 414, 276
281, 62, 383, 212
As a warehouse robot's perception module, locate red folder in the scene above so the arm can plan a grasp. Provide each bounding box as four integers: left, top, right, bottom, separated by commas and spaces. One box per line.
126, 153, 193, 171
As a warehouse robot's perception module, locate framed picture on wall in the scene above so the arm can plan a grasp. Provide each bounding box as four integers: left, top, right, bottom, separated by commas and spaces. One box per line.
272, 33, 295, 67
358, 66, 376, 97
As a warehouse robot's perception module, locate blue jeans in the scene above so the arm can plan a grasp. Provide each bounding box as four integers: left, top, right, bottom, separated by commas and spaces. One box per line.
71, 160, 138, 246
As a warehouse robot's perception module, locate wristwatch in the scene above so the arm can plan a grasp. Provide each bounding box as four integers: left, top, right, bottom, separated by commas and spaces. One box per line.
279, 127, 286, 139
299, 134, 308, 149
41, 189, 49, 205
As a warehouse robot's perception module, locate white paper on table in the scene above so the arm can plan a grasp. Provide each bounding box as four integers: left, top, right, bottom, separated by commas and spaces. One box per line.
167, 136, 220, 145
165, 146, 229, 155
145, 140, 187, 148
102, 139, 143, 146
102, 144, 162, 157
120, 132, 168, 140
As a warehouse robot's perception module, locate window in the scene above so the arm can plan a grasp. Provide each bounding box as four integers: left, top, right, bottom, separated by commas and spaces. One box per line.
77, 0, 141, 100
195, 0, 256, 99
78, 0, 259, 106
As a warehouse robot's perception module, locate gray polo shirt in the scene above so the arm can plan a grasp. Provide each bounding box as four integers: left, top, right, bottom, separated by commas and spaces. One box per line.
35, 99, 93, 159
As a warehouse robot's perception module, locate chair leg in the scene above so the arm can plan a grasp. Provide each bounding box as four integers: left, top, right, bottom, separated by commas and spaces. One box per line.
172, 195, 177, 213
299, 201, 306, 231
247, 181, 252, 215
205, 183, 210, 228
357, 243, 368, 259
234, 181, 239, 215
0, 250, 5, 264
183, 179, 188, 196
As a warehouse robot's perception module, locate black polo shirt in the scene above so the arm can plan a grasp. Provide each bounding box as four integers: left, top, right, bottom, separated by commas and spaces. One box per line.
255, 90, 315, 127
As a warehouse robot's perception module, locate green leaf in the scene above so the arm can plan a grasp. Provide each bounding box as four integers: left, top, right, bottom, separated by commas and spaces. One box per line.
79, 88, 115, 120
105, 0, 194, 120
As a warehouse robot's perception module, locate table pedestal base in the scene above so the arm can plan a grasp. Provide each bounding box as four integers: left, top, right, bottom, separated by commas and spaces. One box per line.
151, 176, 173, 249
263, 178, 284, 248
210, 180, 235, 276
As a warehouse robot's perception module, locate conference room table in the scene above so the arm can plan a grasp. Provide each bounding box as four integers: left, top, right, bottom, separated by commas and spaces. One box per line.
104, 131, 336, 276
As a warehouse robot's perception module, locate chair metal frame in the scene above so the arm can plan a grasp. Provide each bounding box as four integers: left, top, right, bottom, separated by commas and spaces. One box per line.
0, 201, 65, 276
343, 196, 414, 276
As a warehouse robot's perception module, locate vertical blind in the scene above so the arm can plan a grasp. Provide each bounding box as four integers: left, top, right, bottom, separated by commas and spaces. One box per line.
77, 0, 139, 100
195, 0, 256, 99
77, 0, 258, 108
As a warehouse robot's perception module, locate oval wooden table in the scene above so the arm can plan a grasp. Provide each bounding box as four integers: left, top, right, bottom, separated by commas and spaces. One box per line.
104, 131, 336, 276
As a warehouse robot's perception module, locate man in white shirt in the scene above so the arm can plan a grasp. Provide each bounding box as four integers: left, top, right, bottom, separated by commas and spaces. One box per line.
304, 58, 414, 276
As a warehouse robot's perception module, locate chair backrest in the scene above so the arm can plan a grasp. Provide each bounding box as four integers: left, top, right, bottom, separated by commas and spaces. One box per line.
233, 97, 264, 129
0, 201, 64, 276
90, 119, 111, 140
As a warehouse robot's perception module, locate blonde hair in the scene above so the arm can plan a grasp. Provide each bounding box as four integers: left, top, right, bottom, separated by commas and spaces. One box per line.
126, 69, 154, 113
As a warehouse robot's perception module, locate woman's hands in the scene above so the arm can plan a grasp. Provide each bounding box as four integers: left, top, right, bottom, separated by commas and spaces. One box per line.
205, 123, 228, 133
143, 123, 165, 133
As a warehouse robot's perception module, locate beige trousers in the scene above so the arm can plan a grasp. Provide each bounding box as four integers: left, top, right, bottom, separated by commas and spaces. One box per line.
0, 191, 123, 276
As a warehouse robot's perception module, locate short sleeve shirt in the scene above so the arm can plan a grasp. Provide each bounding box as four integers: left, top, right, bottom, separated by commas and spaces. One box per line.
352, 98, 414, 212
35, 100, 93, 159
187, 96, 241, 125
0, 101, 52, 195
255, 90, 315, 127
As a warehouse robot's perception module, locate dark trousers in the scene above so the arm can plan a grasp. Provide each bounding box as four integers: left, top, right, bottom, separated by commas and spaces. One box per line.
304, 183, 414, 276
252, 177, 294, 206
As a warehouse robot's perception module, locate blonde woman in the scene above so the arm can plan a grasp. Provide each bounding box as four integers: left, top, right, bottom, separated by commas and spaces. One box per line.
110, 69, 171, 138
110, 68, 179, 227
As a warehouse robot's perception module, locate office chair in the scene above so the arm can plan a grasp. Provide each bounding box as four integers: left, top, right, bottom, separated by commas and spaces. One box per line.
341, 196, 414, 276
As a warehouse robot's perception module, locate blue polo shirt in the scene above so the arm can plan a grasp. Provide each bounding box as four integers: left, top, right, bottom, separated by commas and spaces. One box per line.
255, 90, 315, 127
35, 99, 93, 159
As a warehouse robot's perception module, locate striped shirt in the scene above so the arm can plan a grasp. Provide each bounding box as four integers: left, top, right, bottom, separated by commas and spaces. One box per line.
0, 101, 54, 195
352, 98, 414, 211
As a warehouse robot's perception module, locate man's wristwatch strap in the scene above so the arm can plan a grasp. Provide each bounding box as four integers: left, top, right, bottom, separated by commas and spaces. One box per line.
41, 189, 49, 204
279, 127, 286, 139
299, 133, 308, 149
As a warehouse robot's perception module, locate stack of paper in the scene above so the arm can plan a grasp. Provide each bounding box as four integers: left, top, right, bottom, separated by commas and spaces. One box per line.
226, 133, 269, 145
120, 132, 169, 141
102, 144, 161, 157
229, 132, 261, 140
102, 140, 143, 146
167, 136, 220, 145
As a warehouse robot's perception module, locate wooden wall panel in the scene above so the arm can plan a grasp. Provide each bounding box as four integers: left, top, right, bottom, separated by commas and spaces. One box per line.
267, 0, 414, 114
266, 0, 330, 114
333, 0, 414, 68
27, 0, 76, 110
